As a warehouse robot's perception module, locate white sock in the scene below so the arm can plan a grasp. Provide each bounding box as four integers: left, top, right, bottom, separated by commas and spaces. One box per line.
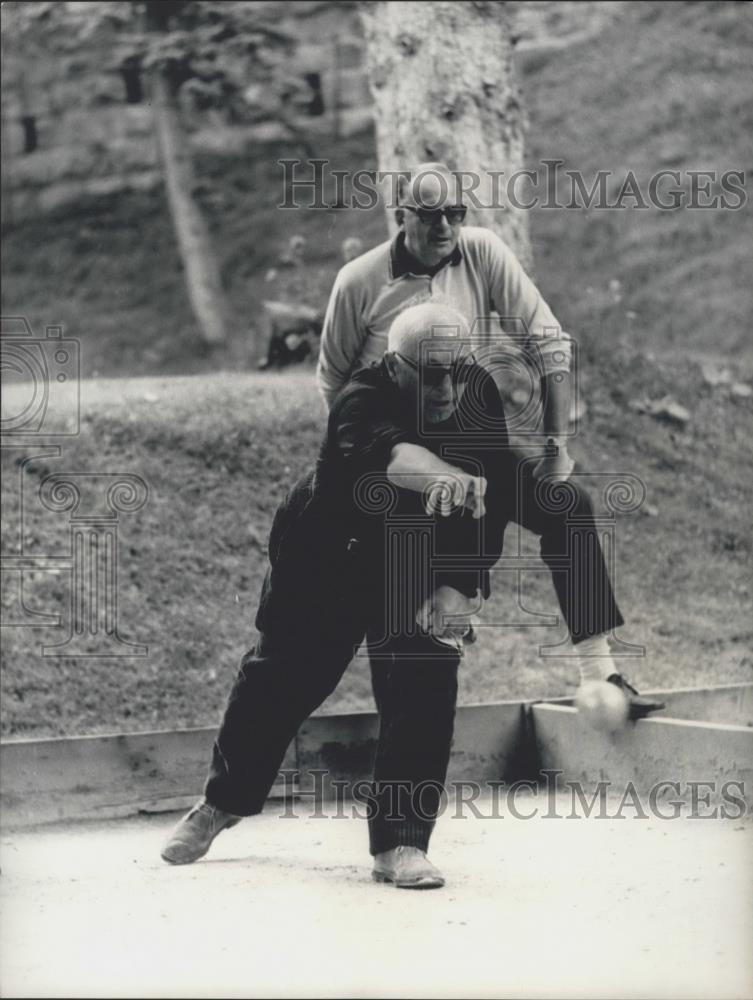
575, 635, 616, 684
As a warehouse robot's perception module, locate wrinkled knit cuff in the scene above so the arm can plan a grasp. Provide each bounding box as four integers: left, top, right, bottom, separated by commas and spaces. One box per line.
537, 331, 572, 377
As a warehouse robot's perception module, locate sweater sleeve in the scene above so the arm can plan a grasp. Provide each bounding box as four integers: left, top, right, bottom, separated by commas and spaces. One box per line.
480, 229, 571, 377
316, 267, 368, 410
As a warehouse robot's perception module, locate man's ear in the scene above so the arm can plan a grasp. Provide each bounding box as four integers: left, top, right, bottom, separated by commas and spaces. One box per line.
384, 351, 398, 381
394, 208, 405, 228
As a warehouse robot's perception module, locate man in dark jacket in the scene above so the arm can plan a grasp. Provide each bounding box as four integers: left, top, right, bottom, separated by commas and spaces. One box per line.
161, 302, 659, 887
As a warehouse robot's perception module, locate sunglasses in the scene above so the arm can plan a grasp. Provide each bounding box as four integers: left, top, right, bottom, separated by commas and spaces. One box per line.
402, 205, 467, 226
394, 351, 476, 386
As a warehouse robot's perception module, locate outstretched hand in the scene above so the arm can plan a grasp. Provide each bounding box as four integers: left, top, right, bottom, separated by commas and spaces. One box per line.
424, 472, 487, 519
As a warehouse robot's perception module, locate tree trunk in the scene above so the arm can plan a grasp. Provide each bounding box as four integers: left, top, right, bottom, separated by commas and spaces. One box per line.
150, 70, 228, 346
360, 0, 532, 269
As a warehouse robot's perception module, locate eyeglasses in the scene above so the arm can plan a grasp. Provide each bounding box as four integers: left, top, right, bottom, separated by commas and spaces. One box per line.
394, 351, 476, 386
402, 205, 467, 226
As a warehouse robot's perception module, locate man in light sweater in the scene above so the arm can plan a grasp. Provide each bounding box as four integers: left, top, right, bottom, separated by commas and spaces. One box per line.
318, 163, 566, 409
317, 161, 663, 699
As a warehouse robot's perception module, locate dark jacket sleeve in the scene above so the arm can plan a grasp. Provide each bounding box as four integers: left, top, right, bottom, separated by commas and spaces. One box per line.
327, 380, 412, 479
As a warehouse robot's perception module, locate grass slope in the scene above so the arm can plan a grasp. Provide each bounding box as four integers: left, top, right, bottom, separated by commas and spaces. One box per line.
521, 0, 753, 363
1, 1, 752, 737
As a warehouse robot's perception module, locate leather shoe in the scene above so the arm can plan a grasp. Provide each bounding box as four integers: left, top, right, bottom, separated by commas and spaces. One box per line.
372, 846, 445, 889
161, 799, 241, 865
607, 673, 665, 720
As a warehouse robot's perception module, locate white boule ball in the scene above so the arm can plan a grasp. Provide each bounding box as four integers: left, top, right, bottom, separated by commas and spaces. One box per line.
575, 680, 629, 734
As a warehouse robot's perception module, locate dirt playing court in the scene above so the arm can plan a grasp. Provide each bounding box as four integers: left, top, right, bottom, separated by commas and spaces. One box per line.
2, 791, 751, 999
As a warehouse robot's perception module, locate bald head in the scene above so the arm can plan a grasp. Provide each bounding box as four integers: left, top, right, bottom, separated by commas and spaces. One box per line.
398, 162, 462, 208
387, 302, 469, 361
386, 302, 472, 422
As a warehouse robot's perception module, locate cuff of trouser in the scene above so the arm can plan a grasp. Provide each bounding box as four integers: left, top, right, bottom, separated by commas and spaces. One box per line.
203, 784, 266, 818
369, 818, 433, 857
570, 609, 626, 646
204, 756, 272, 818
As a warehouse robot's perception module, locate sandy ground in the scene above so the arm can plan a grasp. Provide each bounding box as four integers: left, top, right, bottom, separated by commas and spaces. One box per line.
1, 792, 752, 1000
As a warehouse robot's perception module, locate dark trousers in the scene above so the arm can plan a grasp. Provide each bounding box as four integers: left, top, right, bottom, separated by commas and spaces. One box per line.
205, 626, 459, 855
502, 459, 624, 644
366, 631, 459, 854
204, 461, 623, 853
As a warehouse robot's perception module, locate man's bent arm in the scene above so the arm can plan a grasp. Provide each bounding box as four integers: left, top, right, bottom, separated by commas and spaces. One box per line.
481, 229, 572, 387
386, 442, 467, 494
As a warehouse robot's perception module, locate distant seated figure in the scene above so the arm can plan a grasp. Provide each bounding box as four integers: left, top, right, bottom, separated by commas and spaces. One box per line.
264, 234, 307, 284
277, 234, 306, 268
257, 300, 323, 370
256, 235, 363, 370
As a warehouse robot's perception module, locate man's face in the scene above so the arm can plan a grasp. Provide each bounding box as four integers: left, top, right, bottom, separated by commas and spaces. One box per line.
388, 341, 471, 424
400, 173, 466, 267
421, 366, 462, 423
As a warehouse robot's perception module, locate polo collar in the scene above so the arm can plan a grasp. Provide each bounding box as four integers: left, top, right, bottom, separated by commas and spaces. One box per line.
389, 231, 463, 279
